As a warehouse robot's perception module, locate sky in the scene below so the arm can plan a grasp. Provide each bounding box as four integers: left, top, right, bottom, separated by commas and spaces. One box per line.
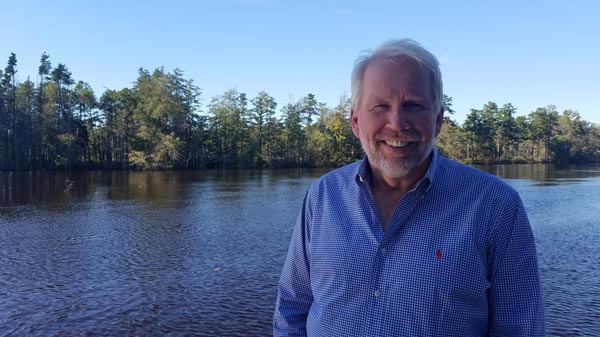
3, 0, 600, 124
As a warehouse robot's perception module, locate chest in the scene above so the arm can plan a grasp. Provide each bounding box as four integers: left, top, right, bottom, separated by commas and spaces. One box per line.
307, 201, 491, 328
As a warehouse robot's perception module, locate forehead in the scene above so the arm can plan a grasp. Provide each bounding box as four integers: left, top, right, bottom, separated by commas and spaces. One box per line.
362, 58, 430, 98
364, 58, 429, 84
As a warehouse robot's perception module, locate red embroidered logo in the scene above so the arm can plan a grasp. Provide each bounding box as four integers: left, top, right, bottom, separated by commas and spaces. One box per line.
435, 248, 442, 260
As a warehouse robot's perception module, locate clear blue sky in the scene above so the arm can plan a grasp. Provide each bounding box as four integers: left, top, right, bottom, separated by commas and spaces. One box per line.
3, 0, 600, 124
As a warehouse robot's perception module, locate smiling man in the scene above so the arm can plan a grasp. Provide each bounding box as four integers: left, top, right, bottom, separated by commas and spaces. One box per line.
274, 39, 544, 336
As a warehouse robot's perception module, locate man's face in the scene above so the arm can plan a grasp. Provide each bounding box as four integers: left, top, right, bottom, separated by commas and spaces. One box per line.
350, 58, 443, 182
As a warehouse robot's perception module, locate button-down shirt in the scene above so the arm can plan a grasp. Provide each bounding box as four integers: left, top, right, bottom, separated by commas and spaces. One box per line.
274, 149, 544, 336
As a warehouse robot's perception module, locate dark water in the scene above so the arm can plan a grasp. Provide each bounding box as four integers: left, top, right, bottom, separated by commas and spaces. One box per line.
0, 164, 599, 336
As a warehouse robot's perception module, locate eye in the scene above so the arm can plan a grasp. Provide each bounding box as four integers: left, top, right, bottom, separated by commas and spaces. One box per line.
371, 104, 389, 112
404, 101, 425, 109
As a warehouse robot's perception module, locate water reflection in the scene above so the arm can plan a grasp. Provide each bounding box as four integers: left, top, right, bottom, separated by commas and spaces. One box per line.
474, 163, 600, 186
0, 171, 191, 207
0, 168, 328, 207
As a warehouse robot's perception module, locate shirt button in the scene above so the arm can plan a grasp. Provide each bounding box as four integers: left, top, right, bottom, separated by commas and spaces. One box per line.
374, 290, 381, 298
380, 247, 387, 255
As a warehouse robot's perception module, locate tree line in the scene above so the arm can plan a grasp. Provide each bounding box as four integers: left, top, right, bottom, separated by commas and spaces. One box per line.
0, 53, 598, 171
437, 98, 600, 164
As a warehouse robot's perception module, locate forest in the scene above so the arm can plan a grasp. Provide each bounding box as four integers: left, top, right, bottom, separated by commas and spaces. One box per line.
0, 52, 599, 171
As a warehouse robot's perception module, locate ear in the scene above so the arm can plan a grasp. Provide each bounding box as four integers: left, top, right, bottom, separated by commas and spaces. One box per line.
350, 108, 360, 138
434, 107, 444, 137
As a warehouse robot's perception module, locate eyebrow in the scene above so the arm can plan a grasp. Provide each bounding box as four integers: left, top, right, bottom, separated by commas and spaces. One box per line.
402, 92, 429, 101
366, 93, 428, 103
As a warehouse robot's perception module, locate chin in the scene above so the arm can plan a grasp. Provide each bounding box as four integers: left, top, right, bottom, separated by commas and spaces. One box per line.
377, 148, 432, 179
379, 160, 413, 178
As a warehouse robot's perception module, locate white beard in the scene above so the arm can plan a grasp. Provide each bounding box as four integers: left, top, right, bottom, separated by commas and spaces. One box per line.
360, 137, 435, 179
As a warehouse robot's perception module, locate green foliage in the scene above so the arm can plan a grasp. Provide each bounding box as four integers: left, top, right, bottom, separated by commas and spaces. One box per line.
281, 100, 305, 167
206, 88, 250, 168
250, 91, 277, 167
1, 53, 18, 170
438, 102, 599, 164
38, 53, 51, 79
316, 94, 362, 166
442, 94, 455, 116
0, 51, 598, 171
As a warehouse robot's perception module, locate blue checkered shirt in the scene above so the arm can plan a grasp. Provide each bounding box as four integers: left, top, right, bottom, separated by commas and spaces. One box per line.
274, 149, 544, 336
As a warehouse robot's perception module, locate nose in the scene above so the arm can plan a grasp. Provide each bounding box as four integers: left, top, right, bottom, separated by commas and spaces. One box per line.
387, 106, 412, 130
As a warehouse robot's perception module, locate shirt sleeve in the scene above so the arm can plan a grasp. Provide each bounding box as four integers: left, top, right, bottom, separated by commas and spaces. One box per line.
273, 191, 314, 337
487, 194, 545, 336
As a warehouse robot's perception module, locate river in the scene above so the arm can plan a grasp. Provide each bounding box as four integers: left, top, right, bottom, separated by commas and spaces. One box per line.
1, 163, 599, 336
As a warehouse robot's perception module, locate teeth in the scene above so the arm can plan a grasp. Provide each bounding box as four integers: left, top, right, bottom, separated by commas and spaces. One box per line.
385, 140, 410, 147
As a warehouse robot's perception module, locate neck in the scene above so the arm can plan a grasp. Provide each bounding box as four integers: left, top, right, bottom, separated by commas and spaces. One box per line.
367, 155, 432, 229
369, 154, 432, 194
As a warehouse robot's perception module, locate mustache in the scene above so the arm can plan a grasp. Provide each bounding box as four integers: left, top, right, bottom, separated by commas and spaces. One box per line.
375, 128, 422, 141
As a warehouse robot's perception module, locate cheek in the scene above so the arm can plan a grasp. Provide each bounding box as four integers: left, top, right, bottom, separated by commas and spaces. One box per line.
358, 123, 377, 141
358, 116, 381, 133
415, 117, 439, 136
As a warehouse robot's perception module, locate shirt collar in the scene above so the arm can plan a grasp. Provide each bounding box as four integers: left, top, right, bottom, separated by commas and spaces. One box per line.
354, 156, 370, 186
354, 147, 441, 194
422, 147, 440, 193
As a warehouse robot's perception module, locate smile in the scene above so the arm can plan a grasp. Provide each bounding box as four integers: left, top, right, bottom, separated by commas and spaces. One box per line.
384, 140, 412, 148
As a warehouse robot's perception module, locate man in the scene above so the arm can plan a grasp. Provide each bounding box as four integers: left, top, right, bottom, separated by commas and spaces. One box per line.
273, 39, 544, 336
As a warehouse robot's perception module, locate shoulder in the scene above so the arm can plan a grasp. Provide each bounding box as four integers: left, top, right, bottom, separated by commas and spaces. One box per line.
435, 156, 520, 202
308, 161, 361, 193
433, 157, 531, 252
298, 161, 362, 234
301, 161, 362, 211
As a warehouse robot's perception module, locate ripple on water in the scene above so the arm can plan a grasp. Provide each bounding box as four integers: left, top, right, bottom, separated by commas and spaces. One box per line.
2, 171, 599, 335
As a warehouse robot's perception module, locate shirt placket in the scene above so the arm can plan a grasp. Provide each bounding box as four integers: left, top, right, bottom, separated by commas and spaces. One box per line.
355, 176, 382, 336
362, 186, 423, 336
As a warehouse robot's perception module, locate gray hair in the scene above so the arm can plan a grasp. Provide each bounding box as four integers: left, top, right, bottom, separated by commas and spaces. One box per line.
350, 38, 443, 112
